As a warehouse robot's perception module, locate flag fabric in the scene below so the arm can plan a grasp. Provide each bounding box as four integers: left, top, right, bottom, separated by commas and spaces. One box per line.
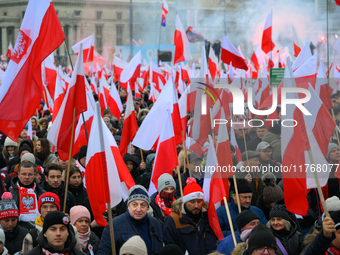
315, 59, 332, 110
185, 26, 205, 43
174, 14, 192, 64
148, 110, 178, 195
52, 70, 65, 123
221, 34, 248, 71
89, 75, 98, 94
113, 56, 127, 82
120, 85, 138, 156
120, 51, 141, 91
0, 0, 64, 141
292, 41, 312, 71
336, 0, 340, 6
268, 51, 274, 69
27, 119, 33, 140
6, 42, 13, 58
98, 75, 111, 115
251, 45, 266, 71
86, 102, 135, 226
292, 26, 303, 57
107, 83, 123, 120
47, 46, 87, 160
43, 53, 57, 100
261, 10, 275, 53
208, 46, 218, 79
161, 0, 168, 27
72, 33, 95, 63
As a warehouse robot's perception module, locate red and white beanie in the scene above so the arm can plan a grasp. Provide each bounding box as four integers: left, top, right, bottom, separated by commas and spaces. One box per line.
182, 177, 204, 204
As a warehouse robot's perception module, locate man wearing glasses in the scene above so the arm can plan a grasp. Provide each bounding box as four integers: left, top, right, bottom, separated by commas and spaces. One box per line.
256, 142, 281, 181
10, 161, 46, 229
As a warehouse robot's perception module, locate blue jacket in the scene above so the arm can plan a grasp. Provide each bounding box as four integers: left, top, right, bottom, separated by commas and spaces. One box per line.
303, 230, 336, 255
98, 211, 163, 255
217, 199, 267, 237
216, 230, 242, 255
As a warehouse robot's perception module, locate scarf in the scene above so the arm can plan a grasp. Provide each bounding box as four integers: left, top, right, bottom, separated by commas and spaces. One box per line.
35, 215, 44, 227
17, 182, 39, 222
328, 246, 340, 255
42, 248, 69, 255
155, 194, 174, 218
78, 229, 91, 250
160, 190, 175, 206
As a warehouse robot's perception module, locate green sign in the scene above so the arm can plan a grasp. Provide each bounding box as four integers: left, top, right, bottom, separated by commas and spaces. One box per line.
269, 68, 285, 86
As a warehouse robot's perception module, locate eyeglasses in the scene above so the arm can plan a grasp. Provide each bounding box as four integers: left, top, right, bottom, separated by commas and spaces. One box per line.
20, 173, 34, 177
261, 150, 273, 153
255, 247, 275, 254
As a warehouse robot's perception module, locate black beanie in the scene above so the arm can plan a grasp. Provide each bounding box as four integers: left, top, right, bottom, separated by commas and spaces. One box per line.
269, 203, 290, 221
236, 210, 260, 230
77, 146, 87, 161
330, 211, 340, 230
232, 179, 253, 194
269, 123, 281, 135
19, 145, 32, 155
247, 223, 277, 254
158, 244, 184, 255
43, 211, 70, 233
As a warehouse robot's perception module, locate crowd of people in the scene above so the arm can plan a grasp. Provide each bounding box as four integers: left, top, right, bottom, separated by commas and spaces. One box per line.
0, 81, 340, 255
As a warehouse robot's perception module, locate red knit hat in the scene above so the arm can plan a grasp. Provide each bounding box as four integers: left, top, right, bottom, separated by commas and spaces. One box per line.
182, 177, 204, 204
38, 192, 60, 213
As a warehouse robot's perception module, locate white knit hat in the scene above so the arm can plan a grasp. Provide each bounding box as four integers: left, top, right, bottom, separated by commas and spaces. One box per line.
326, 196, 340, 212
4, 137, 17, 148
21, 153, 35, 164
119, 236, 147, 255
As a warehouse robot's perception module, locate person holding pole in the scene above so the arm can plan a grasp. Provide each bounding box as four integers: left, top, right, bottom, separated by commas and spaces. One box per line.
98, 185, 163, 255
163, 177, 218, 255
217, 179, 267, 237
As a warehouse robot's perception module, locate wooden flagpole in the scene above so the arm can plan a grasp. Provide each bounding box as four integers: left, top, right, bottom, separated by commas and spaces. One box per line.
181, 130, 191, 177
63, 108, 76, 213
140, 148, 144, 162
233, 175, 241, 213
223, 196, 237, 246
107, 202, 116, 255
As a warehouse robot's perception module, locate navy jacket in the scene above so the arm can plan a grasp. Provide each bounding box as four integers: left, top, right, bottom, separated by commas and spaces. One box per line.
216, 230, 242, 255
217, 199, 267, 237
303, 230, 336, 255
98, 211, 163, 255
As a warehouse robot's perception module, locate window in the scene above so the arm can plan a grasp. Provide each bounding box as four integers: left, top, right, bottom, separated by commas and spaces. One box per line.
96, 11, 102, 20
117, 38, 122, 45
22, 11, 25, 18
74, 11, 81, 16
3, 12, 7, 16
96, 26, 102, 36
116, 26, 123, 36
95, 25, 103, 53
117, 12, 122, 20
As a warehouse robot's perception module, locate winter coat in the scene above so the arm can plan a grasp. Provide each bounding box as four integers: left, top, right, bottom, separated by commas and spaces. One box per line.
216, 230, 242, 255
41, 180, 76, 214
10, 176, 46, 215
246, 136, 262, 151
4, 224, 29, 255
217, 199, 267, 237
82, 232, 100, 255
261, 132, 281, 162
98, 211, 163, 255
256, 194, 271, 220
301, 228, 337, 255
175, 170, 204, 198
68, 183, 88, 206
231, 242, 247, 255
268, 219, 303, 255
258, 158, 282, 182
22, 223, 86, 255
149, 192, 177, 225
162, 198, 218, 255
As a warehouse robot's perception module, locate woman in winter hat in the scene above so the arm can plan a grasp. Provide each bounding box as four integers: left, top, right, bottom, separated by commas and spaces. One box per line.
2, 137, 18, 172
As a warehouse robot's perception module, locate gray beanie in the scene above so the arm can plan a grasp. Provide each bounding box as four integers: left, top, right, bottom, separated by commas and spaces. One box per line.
0, 229, 4, 245
4, 137, 17, 148
119, 235, 147, 255
327, 143, 339, 160
157, 173, 176, 194
128, 185, 150, 206
21, 152, 35, 164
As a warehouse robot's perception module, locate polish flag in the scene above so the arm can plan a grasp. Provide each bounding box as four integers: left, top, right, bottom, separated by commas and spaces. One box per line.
120, 51, 141, 92
47, 46, 87, 160
251, 44, 266, 71
151, 60, 166, 91
228, 62, 234, 84
149, 81, 160, 102
268, 51, 274, 70
107, 82, 123, 120
273, 50, 283, 68
27, 119, 33, 140
261, 10, 275, 53
174, 14, 192, 64
255, 69, 271, 108
181, 62, 190, 86
120, 86, 138, 156
113, 56, 127, 82
178, 88, 188, 138
52, 70, 65, 123
230, 127, 241, 162
148, 109, 178, 195
6, 42, 13, 58
72, 33, 95, 63
135, 82, 142, 98
43, 53, 57, 100
237, 45, 246, 61
292, 26, 303, 57
315, 59, 332, 110
208, 46, 218, 79
0, 0, 64, 141
86, 102, 135, 226
221, 34, 248, 71
292, 41, 312, 71
89, 75, 98, 94
139, 69, 149, 90
161, 0, 169, 27
96, 63, 102, 79
98, 75, 110, 115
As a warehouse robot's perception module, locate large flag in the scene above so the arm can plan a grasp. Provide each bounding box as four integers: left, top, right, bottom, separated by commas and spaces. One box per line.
120, 51, 141, 91
161, 0, 169, 27
261, 10, 275, 53
86, 102, 135, 226
72, 33, 95, 63
148, 110, 178, 195
47, 46, 87, 160
0, 0, 64, 141
221, 34, 248, 71
174, 14, 192, 64
292, 25, 303, 57
120, 86, 138, 156
315, 59, 332, 110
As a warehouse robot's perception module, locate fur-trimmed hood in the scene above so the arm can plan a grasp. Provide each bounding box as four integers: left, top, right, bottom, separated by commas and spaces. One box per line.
172, 197, 208, 214
231, 242, 247, 255
299, 228, 319, 255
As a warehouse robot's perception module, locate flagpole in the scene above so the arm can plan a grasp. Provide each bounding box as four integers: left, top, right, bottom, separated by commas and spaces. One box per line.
181, 130, 191, 177
107, 202, 117, 255
307, 149, 329, 217
233, 175, 241, 213
64, 39, 89, 143
223, 196, 237, 246
177, 165, 183, 197
63, 108, 76, 213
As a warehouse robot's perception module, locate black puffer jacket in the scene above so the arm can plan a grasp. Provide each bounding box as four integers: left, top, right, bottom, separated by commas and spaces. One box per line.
82, 231, 100, 255
68, 182, 88, 206
4, 224, 29, 255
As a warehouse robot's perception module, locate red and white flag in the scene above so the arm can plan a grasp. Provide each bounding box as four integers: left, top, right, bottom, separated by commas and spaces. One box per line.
113, 56, 127, 82
268, 51, 274, 69
107, 83, 123, 120
292, 41, 312, 71
6, 42, 13, 58
261, 10, 275, 53
208, 46, 218, 79
27, 119, 33, 140
161, 0, 169, 27
120, 85, 138, 156
98, 75, 110, 115
292, 25, 303, 57
251, 45, 266, 71
89, 75, 98, 94
52, 70, 65, 123
47, 45, 87, 160
43, 53, 57, 100
315, 59, 332, 110
72, 33, 95, 63
86, 102, 135, 226
120, 51, 141, 91
174, 14, 192, 64
148, 110, 178, 195
230, 127, 241, 162
0, 0, 64, 141
221, 34, 248, 71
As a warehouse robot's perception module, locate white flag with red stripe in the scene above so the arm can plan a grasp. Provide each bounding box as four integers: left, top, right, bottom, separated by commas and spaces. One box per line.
43, 53, 57, 100
72, 33, 95, 63
89, 75, 98, 94
113, 56, 127, 82
86, 102, 135, 226
292, 41, 312, 71
208, 47, 218, 79
0, 0, 64, 141
52, 70, 64, 123
315, 59, 332, 110
221, 34, 248, 71
120, 51, 141, 91
6, 42, 13, 58
27, 118, 33, 140
174, 14, 192, 64
261, 9, 275, 53
98, 75, 110, 115
292, 25, 303, 57
107, 83, 123, 120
